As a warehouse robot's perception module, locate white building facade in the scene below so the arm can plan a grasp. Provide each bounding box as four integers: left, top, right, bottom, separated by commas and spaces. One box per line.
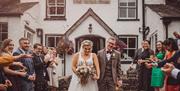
0, 0, 179, 75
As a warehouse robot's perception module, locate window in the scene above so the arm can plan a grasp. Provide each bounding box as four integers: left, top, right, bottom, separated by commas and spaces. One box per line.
45, 34, 62, 47
73, 0, 110, 4
24, 26, 35, 46
119, 35, 138, 60
46, 0, 66, 20
150, 32, 158, 51
118, 0, 137, 20
0, 22, 8, 46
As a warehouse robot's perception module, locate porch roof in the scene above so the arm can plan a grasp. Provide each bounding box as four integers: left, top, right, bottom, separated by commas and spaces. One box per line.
65, 8, 117, 37
147, 4, 180, 18
0, 0, 38, 16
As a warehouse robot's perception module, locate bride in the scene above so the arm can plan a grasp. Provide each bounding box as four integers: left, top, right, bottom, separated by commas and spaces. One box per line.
68, 40, 100, 91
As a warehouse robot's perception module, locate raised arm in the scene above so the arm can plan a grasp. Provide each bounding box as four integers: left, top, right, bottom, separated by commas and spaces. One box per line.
0, 56, 14, 65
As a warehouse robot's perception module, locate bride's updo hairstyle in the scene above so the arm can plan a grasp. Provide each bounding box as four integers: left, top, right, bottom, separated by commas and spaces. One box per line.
80, 40, 93, 53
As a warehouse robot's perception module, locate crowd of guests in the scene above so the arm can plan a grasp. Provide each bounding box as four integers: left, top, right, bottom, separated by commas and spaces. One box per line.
131, 34, 180, 91
0, 37, 60, 91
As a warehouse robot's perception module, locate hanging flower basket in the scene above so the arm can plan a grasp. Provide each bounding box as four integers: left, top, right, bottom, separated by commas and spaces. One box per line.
57, 37, 74, 55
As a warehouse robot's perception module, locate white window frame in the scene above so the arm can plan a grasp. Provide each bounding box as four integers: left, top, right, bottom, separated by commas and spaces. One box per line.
24, 30, 35, 46
119, 35, 138, 61
150, 32, 158, 51
118, 0, 137, 19
0, 22, 8, 46
45, 34, 62, 47
47, 0, 65, 18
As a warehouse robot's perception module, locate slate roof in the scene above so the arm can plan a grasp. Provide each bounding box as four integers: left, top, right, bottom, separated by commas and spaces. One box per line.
0, 0, 38, 16
147, 4, 180, 18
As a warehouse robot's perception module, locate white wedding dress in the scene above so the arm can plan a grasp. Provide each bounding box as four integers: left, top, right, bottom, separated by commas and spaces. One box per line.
68, 53, 98, 91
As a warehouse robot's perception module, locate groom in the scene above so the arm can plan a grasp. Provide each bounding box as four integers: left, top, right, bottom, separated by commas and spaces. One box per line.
97, 37, 121, 91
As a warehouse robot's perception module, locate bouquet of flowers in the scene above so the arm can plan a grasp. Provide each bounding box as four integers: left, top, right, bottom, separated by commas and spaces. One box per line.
76, 65, 96, 86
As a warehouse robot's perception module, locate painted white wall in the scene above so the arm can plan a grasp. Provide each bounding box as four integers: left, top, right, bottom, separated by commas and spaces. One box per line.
38, 0, 143, 75
0, 3, 40, 49
145, 0, 165, 4
39, 0, 141, 43
0, 17, 22, 48
146, 7, 166, 41
69, 17, 111, 41
21, 3, 41, 44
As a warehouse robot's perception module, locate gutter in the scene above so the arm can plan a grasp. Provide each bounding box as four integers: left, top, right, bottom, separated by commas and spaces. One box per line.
0, 13, 22, 16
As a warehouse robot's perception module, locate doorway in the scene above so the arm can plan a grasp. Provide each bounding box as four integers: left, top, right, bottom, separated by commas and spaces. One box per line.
75, 35, 105, 53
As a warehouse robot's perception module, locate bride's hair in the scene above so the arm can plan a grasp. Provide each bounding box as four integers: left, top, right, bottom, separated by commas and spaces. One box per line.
79, 40, 93, 54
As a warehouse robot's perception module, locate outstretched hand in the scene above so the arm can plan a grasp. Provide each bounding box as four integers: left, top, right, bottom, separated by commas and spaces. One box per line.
14, 54, 33, 60
161, 63, 175, 74
20, 54, 33, 58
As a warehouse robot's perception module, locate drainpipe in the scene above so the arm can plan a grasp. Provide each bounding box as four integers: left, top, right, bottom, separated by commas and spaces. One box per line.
142, 0, 146, 40
162, 18, 171, 39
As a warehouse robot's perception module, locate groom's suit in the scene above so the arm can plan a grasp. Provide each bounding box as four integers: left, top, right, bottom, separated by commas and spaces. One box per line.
97, 49, 121, 91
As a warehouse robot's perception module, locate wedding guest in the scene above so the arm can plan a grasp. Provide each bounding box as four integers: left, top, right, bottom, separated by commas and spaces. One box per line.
13, 37, 35, 91
156, 38, 180, 91
0, 39, 27, 91
155, 41, 166, 60
153, 41, 166, 91
133, 40, 154, 91
47, 48, 59, 91
32, 43, 49, 91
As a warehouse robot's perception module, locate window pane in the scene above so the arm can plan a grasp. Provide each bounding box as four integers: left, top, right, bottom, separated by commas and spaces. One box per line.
121, 49, 127, 59
120, 8, 127, 17
128, 8, 135, 17
119, 2, 127, 6
99, 0, 110, 3
2, 24, 8, 32
74, 0, 81, 3
120, 38, 127, 45
128, 49, 135, 58
48, 37, 55, 47
56, 37, 60, 46
48, 0, 55, 3
57, 0, 64, 3
57, 7, 64, 14
128, 2, 135, 6
2, 33, 7, 40
128, 38, 136, 48
49, 7, 56, 14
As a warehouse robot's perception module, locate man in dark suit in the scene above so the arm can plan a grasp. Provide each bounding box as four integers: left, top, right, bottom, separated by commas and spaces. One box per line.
32, 43, 49, 91
97, 37, 121, 91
